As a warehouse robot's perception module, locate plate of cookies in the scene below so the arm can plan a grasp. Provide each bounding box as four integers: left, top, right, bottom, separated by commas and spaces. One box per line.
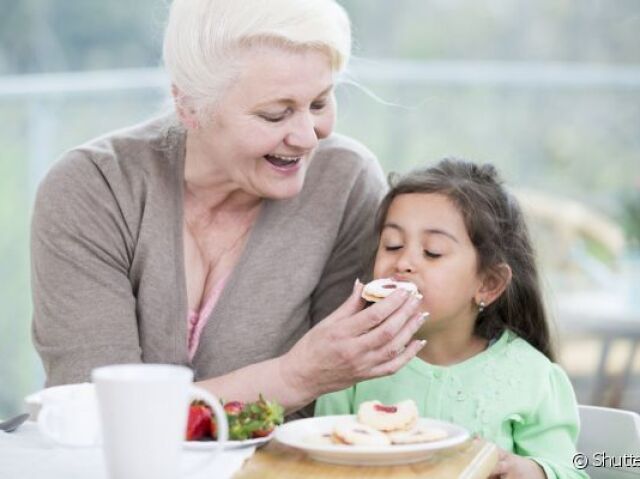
275, 400, 470, 466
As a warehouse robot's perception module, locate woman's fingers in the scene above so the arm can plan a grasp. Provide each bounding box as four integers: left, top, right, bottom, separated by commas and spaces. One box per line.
365, 339, 427, 378
326, 279, 367, 324
345, 289, 418, 337
369, 311, 429, 363
491, 459, 508, 476
356, 293, 423, 349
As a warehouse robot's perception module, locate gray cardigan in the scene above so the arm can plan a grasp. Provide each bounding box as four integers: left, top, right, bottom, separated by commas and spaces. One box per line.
31, 115, 386, 389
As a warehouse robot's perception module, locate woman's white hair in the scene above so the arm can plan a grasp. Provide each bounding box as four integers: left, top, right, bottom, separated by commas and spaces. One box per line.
163, 0, 351, 118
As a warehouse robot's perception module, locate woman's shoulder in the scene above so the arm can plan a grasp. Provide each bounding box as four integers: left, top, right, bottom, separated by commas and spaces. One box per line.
316, 133, 378, 164
49, 113, 181, 177
308, 133, 385, 189
39, 114, 182, 198
35, 114, 184, 234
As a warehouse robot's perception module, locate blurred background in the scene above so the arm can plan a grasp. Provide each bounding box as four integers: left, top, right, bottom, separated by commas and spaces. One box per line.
1, 0, 639, 418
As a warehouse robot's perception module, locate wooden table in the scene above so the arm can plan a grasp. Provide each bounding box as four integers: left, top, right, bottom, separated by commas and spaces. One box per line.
233, 439, 498, 479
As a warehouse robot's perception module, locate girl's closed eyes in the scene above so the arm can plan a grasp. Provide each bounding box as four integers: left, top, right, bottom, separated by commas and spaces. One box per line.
382, 244, 442, 259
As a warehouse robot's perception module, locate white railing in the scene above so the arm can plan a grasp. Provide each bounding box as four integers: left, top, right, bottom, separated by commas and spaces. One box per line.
2, 60, 640, 98
3, 59, 639, 195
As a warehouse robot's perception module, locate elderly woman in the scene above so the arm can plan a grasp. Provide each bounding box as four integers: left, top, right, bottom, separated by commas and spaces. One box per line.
31, 0, 426, 416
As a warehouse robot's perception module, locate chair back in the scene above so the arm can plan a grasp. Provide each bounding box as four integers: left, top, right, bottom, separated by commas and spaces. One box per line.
578, 404, 640, 478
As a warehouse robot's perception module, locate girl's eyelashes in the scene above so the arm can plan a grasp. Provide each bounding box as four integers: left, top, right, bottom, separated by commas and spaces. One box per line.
382, 245, 442, 258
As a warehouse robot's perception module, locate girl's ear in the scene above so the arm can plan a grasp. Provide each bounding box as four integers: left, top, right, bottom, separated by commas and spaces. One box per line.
476, 263, 512, 307
171, 84, 199, 130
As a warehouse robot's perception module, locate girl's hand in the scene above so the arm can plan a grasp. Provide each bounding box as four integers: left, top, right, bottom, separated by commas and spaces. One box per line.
280, 280, 427, 399
489, 448, 546, 479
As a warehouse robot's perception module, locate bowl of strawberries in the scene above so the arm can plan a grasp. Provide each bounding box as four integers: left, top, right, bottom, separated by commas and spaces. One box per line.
185, 394, 284, 449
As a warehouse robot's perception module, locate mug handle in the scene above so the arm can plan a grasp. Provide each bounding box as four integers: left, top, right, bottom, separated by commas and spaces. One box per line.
38, 404, 64, 444
182, 385, 229, 476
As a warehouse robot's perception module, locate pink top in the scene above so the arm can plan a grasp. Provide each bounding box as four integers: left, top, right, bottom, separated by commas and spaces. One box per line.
187, 274, 229, 361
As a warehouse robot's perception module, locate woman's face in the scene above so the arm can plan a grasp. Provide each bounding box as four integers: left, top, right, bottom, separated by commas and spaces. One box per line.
373, 193, 484, 334
189, 45, 336, 200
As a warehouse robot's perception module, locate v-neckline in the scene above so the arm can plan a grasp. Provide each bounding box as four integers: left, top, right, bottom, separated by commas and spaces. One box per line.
169, 122, 273, 362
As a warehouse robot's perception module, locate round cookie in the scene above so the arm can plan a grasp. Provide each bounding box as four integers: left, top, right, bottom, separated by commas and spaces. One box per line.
305, 433, 336, 446
388, 425, 449, 444
332, 421, 391, 446
357, 400, 419, 432
362, 278, 419, 303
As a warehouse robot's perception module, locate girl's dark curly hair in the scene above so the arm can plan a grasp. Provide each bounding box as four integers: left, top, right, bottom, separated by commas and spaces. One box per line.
375, 158, 554, 360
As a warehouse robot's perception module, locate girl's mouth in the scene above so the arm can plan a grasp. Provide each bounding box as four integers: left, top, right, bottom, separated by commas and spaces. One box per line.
264, 154, 302, 170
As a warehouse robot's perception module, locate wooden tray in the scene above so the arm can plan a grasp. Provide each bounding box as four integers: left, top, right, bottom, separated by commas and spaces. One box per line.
233, 439, 498, 479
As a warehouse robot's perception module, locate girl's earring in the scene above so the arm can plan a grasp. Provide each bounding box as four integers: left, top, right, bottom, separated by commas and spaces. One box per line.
478, 300, 486, 313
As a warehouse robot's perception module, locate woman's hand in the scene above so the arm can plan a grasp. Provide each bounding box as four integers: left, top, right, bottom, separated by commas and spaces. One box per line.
489, 448, 546, 478
280, 280, 427, 401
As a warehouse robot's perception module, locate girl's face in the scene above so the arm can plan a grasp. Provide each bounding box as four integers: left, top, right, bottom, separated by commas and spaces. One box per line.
373, 193, 484, 335
187, 45, 336, 200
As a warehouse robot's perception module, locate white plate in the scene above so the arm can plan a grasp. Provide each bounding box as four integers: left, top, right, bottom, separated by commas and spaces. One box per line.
184, 431, 274, 450
275, 415, 470, 466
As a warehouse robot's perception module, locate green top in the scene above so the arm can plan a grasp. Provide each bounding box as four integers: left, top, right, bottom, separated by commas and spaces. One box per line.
315, 331, 587, 479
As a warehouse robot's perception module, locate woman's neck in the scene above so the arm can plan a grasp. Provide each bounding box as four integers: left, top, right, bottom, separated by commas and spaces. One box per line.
183, 133, 261, 214
184, 181, 262, 218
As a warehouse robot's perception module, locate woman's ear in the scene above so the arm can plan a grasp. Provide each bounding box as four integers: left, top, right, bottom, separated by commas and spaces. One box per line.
475, 263, 512, 307
171, 85, 199, 129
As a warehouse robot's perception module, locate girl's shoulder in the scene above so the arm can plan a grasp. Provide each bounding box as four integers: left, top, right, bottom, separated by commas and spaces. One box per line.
499, 331, 572, 387
501, 331, 551, 364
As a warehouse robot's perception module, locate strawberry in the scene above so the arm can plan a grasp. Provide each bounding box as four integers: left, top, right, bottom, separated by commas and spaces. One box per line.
188, 396, 284, 441
251, 427, 274, 438
223, 401, 244, 417
185, 400, 212, 441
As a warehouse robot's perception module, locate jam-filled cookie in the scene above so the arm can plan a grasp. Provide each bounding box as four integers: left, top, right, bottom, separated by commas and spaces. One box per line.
357, 400, 419, 432
332, 421, 391, 446
361, 278, 419, 303
387, 425, 449, 444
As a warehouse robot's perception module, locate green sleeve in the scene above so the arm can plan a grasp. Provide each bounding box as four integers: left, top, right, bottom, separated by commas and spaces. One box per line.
513, 364, 589, 479
314, 387, 356, 416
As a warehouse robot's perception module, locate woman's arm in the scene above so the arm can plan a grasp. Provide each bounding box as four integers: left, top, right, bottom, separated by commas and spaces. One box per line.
32, 152, 142, 385
199, 281, 426, 414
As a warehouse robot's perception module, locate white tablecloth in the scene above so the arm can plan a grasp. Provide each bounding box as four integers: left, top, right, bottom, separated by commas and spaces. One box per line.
0, 421, 256, 479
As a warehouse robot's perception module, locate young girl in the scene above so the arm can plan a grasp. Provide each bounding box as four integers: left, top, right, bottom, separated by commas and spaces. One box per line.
315, 159, 587, 479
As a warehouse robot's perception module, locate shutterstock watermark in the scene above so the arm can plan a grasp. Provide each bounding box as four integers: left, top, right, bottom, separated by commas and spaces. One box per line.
573, 452, 640, 470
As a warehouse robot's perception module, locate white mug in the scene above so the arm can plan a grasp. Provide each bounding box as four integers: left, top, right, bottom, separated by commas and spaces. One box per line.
37, 382, 102, 447
92, 364, 228, 479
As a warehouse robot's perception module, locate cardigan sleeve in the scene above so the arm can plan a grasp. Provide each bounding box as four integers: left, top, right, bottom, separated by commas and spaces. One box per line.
31, 151, 142, 386
513, 364, 589, 479
308, 148, 386, 326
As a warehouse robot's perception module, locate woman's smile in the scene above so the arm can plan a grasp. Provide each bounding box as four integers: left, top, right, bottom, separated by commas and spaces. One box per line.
263, 153, 304, 174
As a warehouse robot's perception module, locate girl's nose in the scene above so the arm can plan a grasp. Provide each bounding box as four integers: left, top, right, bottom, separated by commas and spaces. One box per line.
395, 249, 417, 273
